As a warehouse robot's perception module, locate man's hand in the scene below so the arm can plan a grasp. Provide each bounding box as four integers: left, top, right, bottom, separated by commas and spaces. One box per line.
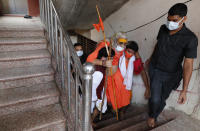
178, 91, 187, 104
144, 88, 151, 99
105, 59, 113, 68
145, 59, 150, 67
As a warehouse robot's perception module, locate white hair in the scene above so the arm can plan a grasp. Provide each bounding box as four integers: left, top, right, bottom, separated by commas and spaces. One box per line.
115, 32, 127, 39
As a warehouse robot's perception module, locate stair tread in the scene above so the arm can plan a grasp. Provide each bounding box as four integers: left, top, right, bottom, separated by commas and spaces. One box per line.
0, 27, 43, 31
0, 104, 66, 131
121, 111, 175, 131
0, 81, 59, 107
95, 105, 148, 130
0, 49, 50, 61
0, 37, 46, 45
97, 113, 148, 131
121, 120, 148, 131
0, 65, 54, 82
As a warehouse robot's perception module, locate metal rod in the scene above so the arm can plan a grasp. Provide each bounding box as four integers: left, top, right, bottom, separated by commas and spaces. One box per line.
60, 27, 64, 89
44, 0, 47, 28
41, 0, 43, 22
67, 45, 71, 111
75, 69, 79, 131
50, 1, 54, 56
83, 63, 94, 131
47, 0, 51, 41
54, 15, 59, 71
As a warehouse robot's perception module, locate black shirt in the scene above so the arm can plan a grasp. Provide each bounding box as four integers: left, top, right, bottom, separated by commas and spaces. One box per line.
80, 54, 87, 64
151, 24, 198, 73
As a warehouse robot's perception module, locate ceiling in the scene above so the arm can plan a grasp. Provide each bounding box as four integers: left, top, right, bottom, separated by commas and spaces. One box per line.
53, 0, 129, 30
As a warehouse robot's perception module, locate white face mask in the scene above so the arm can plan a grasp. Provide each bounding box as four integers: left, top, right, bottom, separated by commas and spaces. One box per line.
116, 45, 124, 52
166, 17, 184, 31
76, 50, 83, 57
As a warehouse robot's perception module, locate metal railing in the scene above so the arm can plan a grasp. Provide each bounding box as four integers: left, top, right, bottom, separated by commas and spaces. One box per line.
39, 0, 94, 130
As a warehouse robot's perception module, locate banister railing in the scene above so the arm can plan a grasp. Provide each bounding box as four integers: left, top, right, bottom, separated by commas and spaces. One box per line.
39, 0, 94, 130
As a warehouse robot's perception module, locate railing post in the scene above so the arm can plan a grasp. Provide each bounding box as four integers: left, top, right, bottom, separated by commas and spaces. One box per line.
83, 63, 94, 131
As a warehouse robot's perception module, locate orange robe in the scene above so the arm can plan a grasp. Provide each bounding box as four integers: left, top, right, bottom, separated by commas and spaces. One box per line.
106, 60, 132, 110
86, 41, 110, 62
87, 42, 143, 110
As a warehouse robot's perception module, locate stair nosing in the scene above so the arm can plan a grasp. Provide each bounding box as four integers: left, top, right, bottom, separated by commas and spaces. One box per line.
0, 38, 46, 45
0, 104, 66, 130
0, 94, 59, 108
0, 56, 50, 62
0, 73, 54, 82
28, 119, 66, 131
0, 81, 59, 108
0, 65, 54, 82
96, 112, 148, 131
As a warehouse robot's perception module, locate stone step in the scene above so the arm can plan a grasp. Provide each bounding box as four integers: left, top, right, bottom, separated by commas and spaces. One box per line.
0, 65, 54, 89
94, 105, 148, 130
96, 113, 148, 131
121, 120, 148, 131
0, 49, 51, 69
0, 81, 59, 116
0, 104, 66, 131
0, 38, 47, 52
121, 111, 175, 131
0, 28, 44, 38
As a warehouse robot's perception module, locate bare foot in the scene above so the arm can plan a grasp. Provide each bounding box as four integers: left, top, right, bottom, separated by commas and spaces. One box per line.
147, 117, 155, 128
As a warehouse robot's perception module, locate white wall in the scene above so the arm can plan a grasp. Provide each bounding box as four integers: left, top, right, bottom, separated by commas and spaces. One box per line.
70, 36, 78, 44
1, 0, 28, 14
91, 0, 200, 119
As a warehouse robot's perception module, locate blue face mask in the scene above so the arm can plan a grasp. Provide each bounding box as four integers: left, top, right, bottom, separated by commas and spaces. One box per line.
166, 17, 184, 30
76, 50, 83, 57
116, 45, 124, 52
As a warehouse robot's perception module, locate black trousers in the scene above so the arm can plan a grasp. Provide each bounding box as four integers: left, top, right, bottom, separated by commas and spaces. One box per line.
148, 64, 175, 119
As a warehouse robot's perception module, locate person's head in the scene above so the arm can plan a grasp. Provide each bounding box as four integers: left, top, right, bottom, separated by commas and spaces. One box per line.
166, 3, 187, 31
97, 47, 115, 61
125, 41, 138, 59
115, 32, 128, 52
74, 43, 83, 57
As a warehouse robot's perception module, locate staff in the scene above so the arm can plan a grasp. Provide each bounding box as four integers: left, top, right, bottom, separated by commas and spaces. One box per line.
94, 5, 119, 120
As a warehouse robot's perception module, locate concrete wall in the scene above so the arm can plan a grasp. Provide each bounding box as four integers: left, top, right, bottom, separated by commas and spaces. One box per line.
1, 0, 28, 14
91, 0, 200, 119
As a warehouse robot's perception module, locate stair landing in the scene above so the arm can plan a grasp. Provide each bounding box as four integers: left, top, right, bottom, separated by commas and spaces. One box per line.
0, 16, 43, 30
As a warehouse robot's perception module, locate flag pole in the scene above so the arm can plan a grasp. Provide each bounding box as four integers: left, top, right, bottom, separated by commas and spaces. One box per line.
96, 5, 109, 56
96, 5, 119, 120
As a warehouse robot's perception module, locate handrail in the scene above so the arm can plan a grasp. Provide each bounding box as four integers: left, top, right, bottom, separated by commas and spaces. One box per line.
39, 0, 94, 130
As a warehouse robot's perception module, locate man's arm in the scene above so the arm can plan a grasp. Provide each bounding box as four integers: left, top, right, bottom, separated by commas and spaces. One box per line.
135, 52, 150, 99
141, 70, 151, 99
178, 58, 194, 104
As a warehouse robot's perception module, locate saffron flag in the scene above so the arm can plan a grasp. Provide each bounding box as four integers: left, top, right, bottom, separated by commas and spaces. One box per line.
93, 17, 104, 32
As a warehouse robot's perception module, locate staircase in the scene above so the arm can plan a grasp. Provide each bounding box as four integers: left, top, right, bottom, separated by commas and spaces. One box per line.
0, 16, 66, 131
93, 105, 176, 131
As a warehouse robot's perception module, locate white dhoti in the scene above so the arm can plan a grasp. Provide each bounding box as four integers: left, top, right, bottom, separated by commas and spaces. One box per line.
91, 71, 107, 113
